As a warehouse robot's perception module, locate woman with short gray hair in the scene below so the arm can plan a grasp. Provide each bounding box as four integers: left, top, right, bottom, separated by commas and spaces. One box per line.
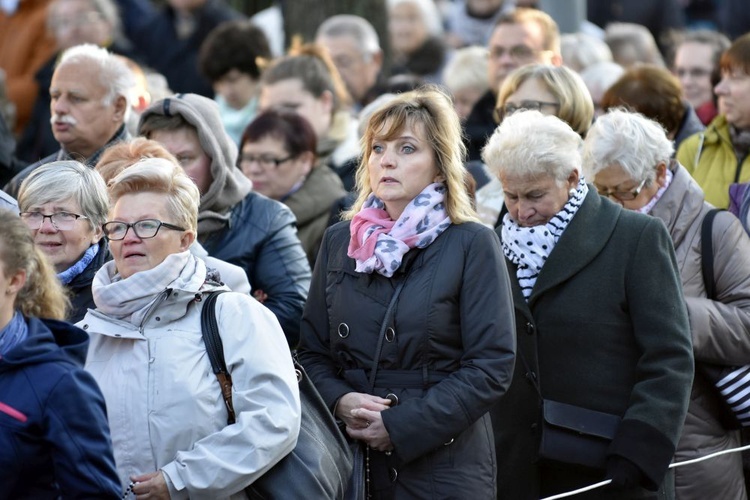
483, 110, 693, 499
584, 109, 750, 500
18, 160, 110, 322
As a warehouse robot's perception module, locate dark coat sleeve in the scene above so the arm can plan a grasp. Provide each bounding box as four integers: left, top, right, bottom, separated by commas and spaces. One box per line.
249, 201, 311, 348
43, 369, 121, 497
608, 216, 694, 489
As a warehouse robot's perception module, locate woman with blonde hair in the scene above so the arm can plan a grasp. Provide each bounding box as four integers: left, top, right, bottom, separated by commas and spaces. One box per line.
298, 86, 515, 498
0, 210, 120, 499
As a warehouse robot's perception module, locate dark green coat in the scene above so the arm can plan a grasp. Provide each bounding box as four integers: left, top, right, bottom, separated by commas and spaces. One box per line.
492, 189, 694, 500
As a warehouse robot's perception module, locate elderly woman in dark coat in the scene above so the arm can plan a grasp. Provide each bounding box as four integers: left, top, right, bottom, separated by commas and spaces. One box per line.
18, 160, 110, 322
298, 87, 516, 499
483, 110, 694, 500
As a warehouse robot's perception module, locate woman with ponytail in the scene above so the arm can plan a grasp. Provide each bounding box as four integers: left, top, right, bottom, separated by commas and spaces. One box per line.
0, 210, 120, 499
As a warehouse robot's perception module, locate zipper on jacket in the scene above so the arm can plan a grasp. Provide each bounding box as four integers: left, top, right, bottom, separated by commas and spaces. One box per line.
138, 288, 173, 335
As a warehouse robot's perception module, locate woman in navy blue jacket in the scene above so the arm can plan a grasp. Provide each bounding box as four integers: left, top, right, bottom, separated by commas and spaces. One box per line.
0, 210, 120, 499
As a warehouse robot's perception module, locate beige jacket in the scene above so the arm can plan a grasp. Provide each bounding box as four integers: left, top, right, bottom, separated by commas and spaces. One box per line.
651, 163, 750, 500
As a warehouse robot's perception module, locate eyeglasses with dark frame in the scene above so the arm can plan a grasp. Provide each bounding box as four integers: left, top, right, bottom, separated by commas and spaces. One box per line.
493, 100, 561, 124
102, 219, 186, 241
20, 211, 90, 231
237, 154, 294, 169
596, 178, 648, 202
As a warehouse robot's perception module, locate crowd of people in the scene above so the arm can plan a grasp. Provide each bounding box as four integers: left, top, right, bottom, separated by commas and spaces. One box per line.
1, 0, 750, 498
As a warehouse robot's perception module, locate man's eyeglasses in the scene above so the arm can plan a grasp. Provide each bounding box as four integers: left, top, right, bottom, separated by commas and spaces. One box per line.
596, 178, 647, 202
102, 219, 185, 241
674, 67, 712, 79
20, 211, 89, 231
238, 154, 293, 169
493, 100, 561, 123
488, 45, 539, 61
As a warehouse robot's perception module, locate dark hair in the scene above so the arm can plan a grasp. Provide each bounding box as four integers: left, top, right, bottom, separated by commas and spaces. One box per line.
721, 32, 750, 77
600, 65, 684, 135
240, 109, 317, 162
199, 20, 271, 82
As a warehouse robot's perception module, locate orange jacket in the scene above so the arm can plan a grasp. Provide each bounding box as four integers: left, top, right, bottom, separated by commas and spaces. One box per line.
0, 0, 57, 135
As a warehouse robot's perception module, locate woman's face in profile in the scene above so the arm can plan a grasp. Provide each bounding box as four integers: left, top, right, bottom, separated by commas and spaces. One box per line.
499, 169, 578, 227
108, 192, 191, 279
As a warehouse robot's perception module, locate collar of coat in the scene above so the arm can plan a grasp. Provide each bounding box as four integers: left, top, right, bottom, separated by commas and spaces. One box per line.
503, 187, 623, 312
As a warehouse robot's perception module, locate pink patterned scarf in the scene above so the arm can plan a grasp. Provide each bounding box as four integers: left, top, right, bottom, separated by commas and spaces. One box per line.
348, 183, 451, 277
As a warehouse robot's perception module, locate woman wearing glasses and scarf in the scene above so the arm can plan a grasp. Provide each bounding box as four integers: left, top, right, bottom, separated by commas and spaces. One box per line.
79, 158, 301, 499
17, 160, 110, 323
483, 110, 694, 499
584, 109, 750, 500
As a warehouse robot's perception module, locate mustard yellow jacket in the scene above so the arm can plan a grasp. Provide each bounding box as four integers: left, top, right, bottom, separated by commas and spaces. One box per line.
676, 115, 750, 209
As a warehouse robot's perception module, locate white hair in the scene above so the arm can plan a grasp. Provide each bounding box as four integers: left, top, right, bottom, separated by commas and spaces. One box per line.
582, 108, 674, 183
58, 43, 135, 109
442, 45, 489, 92
19, 160, 109, 230
316, 14, 381, 57
387, 0, 444, 36
561, 32, 613, 73
482, 110, 582, 184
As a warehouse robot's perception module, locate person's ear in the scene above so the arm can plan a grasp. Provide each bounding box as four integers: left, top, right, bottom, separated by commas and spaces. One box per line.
655, 161, 669, 188
298, 151, 315, 176
92, 224, 104, 244
567, 169, 580, 190
180, 230, 196, 251
319, 90, 334, 115
112, 94, 128, 121
8, 269, 27, 296
371, 50, 384, 72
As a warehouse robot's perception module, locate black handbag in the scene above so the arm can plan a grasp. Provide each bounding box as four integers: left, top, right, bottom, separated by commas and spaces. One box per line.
539, 399, 621, 470
200, 291, 353, 499
698, 208, 750, 430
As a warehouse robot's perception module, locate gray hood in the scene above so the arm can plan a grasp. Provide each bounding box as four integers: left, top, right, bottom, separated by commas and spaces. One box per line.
138, 94, 252, 236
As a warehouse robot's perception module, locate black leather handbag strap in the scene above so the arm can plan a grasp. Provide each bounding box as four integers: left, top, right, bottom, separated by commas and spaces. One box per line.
200, 290, 236, 424
701, 208, 723, 301
367, 280, 406, 393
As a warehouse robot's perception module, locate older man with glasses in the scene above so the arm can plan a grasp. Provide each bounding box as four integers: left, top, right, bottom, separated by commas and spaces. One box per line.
463, 7, 563, 162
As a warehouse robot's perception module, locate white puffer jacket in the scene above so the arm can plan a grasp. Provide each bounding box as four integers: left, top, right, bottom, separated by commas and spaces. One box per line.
80, 257, 300, 500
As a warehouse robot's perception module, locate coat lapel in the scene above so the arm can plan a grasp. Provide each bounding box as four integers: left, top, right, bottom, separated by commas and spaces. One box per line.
527, 189, 622, 308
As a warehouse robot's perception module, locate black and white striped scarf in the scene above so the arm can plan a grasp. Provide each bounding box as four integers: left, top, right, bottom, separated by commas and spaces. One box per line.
501, 177, 588, 300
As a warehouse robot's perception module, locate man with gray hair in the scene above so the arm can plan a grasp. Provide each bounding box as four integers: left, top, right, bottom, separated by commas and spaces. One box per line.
315, 14, 384, 111
4, 43, 133, 197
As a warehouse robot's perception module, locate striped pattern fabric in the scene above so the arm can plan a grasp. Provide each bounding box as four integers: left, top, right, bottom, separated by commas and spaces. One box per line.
716, 365, 750, 426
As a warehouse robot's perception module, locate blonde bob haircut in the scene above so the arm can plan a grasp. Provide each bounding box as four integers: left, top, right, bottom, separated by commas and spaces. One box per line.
347, 86, 477, 224
497, 64, 594, 137
0, 210, 69, 320
108, 158, 200, 234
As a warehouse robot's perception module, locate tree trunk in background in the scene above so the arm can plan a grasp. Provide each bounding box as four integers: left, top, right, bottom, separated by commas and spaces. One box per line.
281, 0, 390, 72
